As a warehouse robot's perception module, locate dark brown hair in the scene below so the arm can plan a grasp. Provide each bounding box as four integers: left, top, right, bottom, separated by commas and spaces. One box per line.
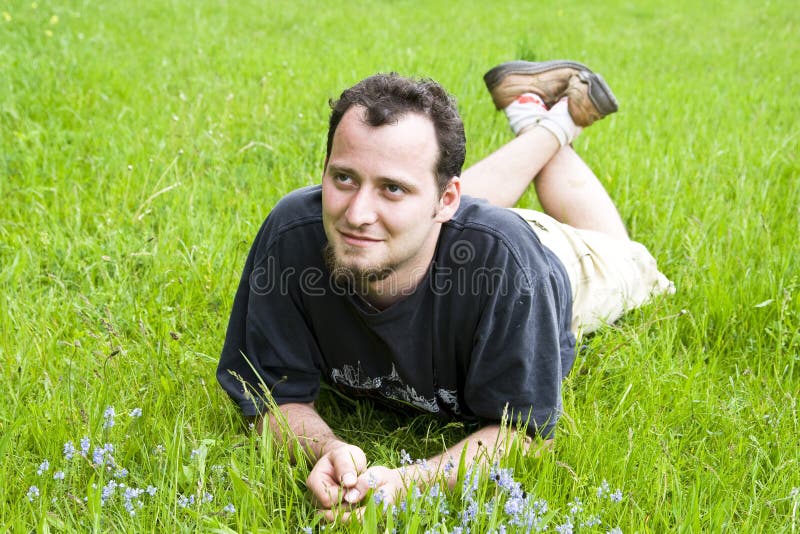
326, 73, 466, 195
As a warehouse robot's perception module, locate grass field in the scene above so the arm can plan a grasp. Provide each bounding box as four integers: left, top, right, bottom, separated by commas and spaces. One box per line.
2, 0, 799, 531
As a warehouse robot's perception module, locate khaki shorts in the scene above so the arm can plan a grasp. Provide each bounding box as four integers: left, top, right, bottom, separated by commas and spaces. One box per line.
510, 208, 675, 337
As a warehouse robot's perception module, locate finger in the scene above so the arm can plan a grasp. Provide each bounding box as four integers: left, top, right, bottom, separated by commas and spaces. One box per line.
306, 458, 343, 508
323, 506, 365, 523
329, 446, 367, 488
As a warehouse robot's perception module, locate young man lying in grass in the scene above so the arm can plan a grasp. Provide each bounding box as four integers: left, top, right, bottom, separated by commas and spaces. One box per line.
217, 60, 673, 518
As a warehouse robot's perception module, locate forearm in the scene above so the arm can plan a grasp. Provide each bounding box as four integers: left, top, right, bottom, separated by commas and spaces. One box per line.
257, 402, 347, 462
403, 425, 546, 489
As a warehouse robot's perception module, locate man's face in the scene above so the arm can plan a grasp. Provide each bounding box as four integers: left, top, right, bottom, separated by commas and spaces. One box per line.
322, 106, 459, 287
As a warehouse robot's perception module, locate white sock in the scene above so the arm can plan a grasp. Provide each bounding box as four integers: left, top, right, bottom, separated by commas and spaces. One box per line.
537, 97, 582, 147
503, 93, 548, 136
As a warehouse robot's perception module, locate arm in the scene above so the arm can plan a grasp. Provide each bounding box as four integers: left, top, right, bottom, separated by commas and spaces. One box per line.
258, 402, 367, 509
329, 424, 549, 521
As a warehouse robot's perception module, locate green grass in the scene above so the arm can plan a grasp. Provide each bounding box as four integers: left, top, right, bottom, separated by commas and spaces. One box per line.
1, 0, 798, 531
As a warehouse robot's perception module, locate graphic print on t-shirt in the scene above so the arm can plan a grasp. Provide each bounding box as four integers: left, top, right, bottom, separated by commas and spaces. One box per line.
329, 362, 460, 415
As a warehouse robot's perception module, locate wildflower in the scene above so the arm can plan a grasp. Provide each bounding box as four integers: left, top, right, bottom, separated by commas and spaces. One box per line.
27, 486, 40, 501
429, 484, 440, 499
367, 471, 378, 488
610, 489, 623, 503
146, 485, 157, 496
301, 528, 312, 534
582, 515, 602, 527
153, 444, 165, 455
114, 468, 129, 479
415, 458, 430, 471
63, 441, 76, 460
190, 448, 201, 460
443, 458, 455, 477
607, 528, 623, 534
223, 503, 236, 513
101, 480, 117, 505
92, 446, 105, 466
103, 406, 116, 428
597, 479, 610, 498
80, 437, 91, 456
461, 500, 478, 524
568, 497, 583, 516
374, 488, 386, 505
504, 495, 524, 518
555, 518, 574, 534
53, 471, 66, 480
177, 494, 195, 508
399, 449, 413, 465
37, 459, 50, 475
129, 408, 142, 418
203, 492, 214, 503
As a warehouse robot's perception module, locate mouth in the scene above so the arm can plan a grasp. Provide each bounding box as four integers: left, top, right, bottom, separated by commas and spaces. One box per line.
338, 230, 383, 247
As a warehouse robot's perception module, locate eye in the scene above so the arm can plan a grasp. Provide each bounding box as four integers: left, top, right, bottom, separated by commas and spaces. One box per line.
333, 173, 354, 186
384, 183, 406, 196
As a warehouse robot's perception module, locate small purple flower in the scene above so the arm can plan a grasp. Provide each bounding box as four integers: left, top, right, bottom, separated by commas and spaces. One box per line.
607, 528, 623, 534
443, 458, 455, 477
53, 471, 66, 481
366, 471, 378, 488
597, 479, 610, 498
146, 485, 157, 496
202, 492, 213, 503
504, 495, 524, 518
301, 527, 312, 534
103, 406, 116, 428
101, 480, 117, 504
190, 448, 201, 460
223, 503, 236, 513
63, 441, 76, 460
26, 486, 40, 501
92, 446, 105, 465
373, 488, 386, 505
568, 497, 583, 516
555, 518, 574, 534
80, 437, 90, 456
610, 489, 623, 503
37, 459, 50, 475
114, 468, 128, 479
399, 449, 413, 465
129, 407, 142, 418
581, 515, 602, 527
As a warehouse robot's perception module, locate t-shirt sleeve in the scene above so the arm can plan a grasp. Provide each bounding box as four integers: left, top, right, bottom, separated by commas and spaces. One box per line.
464, 259, 570, 439
216, 220, 322, 416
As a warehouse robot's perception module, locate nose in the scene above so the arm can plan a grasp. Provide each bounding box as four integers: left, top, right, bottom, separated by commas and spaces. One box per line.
344, 187, 378, 227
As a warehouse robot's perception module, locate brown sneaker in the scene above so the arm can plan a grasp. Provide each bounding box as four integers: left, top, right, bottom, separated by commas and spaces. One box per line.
564, 70, 619, 127
483, 60, 619, 127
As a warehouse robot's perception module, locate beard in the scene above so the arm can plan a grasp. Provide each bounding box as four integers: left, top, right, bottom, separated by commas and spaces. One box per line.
322, 243, 396, 289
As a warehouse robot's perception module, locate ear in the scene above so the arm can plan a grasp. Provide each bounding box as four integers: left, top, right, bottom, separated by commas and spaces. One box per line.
434, 176, 461, 223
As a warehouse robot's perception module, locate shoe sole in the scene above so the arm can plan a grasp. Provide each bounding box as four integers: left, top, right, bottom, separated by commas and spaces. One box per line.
483, 60, 618, 116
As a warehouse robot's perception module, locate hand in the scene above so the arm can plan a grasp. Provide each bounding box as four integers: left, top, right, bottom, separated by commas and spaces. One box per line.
322, 465, 409, 522
306, 441, 367, 509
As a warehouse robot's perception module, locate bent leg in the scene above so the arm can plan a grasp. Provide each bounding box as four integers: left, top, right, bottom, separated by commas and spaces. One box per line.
461, 127, 629, 240
534, 145, 628, 240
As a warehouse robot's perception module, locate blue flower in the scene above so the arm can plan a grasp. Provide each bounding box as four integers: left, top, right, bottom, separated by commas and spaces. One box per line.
610, 489, 623, 503
101, 480, 117, 505
80, 437, 90, 456
63, 441, 76, 460
597, 479, 610, 498
53, 471, 66, 481
129, 407, 142, 418
92, 446, 105, 466
103, 406, 116, 428
203, 492, 214, 503
399, 449, 413, 465
146, 485, 157, 496
114, 468, 128, 479
223, 503, 236, 513
26, 486, 40, 501
37, 459, 50, 475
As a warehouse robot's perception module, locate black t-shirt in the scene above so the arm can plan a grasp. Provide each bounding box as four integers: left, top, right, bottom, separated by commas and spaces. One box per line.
217, 186, 575, 437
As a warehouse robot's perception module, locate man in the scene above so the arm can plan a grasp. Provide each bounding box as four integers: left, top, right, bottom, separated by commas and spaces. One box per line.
217, 60, 673, 516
